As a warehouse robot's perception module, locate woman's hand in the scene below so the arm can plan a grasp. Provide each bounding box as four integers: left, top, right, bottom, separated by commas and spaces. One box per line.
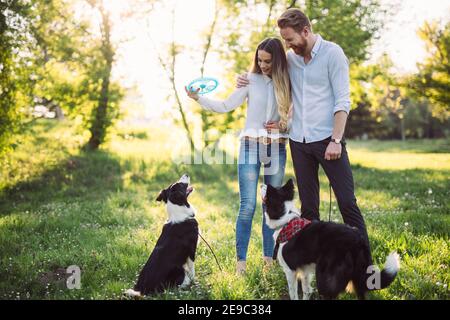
264, 121, 281, 130
185, 86, 200, 101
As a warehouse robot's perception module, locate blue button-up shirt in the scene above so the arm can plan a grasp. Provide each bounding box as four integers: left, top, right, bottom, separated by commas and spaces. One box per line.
287, 35, 351, 143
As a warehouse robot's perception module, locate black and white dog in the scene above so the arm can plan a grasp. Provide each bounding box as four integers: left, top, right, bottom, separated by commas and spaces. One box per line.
125, 174, 198, 297
261, 179, 400, 300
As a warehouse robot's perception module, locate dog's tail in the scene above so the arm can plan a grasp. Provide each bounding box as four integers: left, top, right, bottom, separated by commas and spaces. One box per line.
353, 245, 400, 298
358, 251, 400, 291
373, 252, 401, 290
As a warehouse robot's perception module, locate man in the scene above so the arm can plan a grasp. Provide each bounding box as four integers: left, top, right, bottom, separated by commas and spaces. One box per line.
238, 8, 370, 249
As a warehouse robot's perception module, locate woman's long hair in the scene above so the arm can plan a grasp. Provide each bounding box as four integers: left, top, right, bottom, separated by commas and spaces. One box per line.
251, 38, 291, 132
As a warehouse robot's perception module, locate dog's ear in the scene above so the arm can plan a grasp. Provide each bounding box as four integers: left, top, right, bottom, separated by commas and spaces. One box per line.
281, 179, 294, 199
266, 184, 276, 193
266, 184, 278, 198
282, 178, 294, 190
156, 188, 168, 202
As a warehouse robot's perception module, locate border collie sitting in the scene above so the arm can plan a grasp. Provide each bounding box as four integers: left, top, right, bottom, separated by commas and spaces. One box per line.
124, 174, 198, 297
261, 179, 400, 300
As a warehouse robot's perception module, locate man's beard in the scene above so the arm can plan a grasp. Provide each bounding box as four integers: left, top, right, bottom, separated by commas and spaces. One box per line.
291, 39, 308, 56
293, 45, 307, 56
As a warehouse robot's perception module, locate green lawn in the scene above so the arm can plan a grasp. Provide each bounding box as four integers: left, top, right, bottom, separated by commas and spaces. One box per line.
0, 119, 449, 300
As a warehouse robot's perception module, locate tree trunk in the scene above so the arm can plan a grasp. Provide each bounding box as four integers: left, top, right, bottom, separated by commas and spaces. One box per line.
400, 117, 405, 141
86, 64, 112, 150
86, 5, 113, 151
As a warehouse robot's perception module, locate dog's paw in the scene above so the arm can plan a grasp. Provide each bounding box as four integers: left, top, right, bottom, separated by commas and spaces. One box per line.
123, 288, 143, 299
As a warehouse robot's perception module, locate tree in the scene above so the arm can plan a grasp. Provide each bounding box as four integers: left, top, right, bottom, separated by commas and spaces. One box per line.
73, 0, 153, 150
409, 20, 450, 120
81, 0, 156, 150
148, 3, 196, 153
303, 0, 388, 63
29, 0, 94, 125
1, 0, 157, 155
0, 0, 34, 156
347, 55, 406, 139
84, 0, 118, 150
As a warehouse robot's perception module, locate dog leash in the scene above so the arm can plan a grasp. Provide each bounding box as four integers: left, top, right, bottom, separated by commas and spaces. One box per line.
329, 183, 332, 222
198, 232, 223, 272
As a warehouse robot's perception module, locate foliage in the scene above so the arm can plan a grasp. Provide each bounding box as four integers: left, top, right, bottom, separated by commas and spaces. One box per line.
409, 20, 450, 120
1, 0, 126, 155
29, 0, 94, 119
348, 54, 450, 140
304, 0, 388, 63
0, 0, 34, 156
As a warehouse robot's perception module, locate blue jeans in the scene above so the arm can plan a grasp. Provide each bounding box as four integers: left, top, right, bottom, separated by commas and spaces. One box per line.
236, 139, 287, 261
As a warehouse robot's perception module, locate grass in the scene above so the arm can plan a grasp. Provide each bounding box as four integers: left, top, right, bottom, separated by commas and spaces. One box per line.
0, 119, 448, 300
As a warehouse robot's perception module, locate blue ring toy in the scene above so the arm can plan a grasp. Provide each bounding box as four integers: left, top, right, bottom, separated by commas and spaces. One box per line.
188, 77, 219, 95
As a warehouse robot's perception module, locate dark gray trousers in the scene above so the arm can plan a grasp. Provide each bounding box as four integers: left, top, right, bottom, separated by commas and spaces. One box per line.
289, 137, 370, 248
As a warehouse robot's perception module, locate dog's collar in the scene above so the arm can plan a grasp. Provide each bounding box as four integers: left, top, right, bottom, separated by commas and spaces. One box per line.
276, 216, 312, 244
273, 210, 301, 230
166, 213, 196, 224
272, 215, 311, 260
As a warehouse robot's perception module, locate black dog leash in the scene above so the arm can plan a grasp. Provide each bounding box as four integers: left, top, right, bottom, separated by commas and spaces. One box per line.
198, 232, 223, 272
329, 183, 332, 222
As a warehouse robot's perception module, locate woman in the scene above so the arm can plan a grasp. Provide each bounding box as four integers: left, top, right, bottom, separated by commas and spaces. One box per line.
185, 38, 291, 274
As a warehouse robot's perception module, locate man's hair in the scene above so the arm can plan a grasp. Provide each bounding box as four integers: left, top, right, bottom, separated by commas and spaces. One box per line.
277, 8, 311, 33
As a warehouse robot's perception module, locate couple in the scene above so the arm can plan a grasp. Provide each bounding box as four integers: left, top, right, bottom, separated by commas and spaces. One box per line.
186, 8, 370, 275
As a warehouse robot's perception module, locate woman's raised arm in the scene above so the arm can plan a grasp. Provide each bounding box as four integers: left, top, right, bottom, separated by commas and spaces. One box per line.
185, 85, 248, 113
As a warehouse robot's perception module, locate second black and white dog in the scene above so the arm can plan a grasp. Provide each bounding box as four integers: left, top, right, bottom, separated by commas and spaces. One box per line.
125, 174, 198, 297
261, 179, 400, 300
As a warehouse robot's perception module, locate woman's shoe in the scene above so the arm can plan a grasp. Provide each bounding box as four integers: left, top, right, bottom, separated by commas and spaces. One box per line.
263, 256, 273, 265
263, 256, 274, 271
236, 260, 246, 275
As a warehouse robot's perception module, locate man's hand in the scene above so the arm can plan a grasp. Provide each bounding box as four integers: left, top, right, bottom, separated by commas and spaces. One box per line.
324, 141, 342, 160
236, 73, 249, 88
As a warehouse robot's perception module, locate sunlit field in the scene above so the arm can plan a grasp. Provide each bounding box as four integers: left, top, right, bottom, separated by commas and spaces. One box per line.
0, 119, 448, 300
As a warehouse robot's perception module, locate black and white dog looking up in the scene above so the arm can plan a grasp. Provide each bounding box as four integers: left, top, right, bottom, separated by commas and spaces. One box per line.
124, 174, 198, 297
261, 179, 400, 300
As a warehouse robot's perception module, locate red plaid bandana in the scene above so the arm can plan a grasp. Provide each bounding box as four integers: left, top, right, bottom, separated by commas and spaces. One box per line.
276, 217, 312, 243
